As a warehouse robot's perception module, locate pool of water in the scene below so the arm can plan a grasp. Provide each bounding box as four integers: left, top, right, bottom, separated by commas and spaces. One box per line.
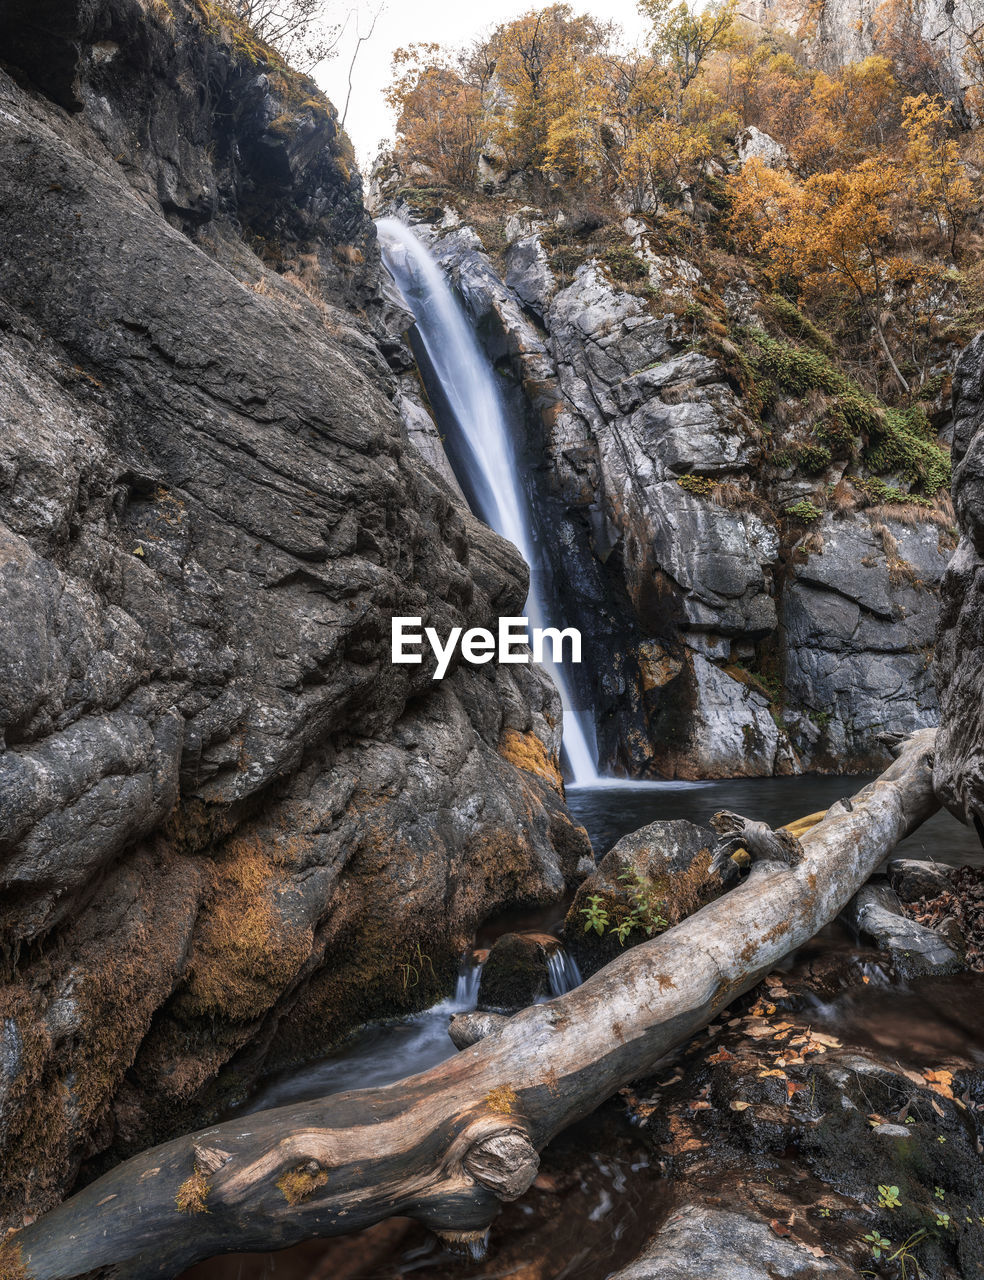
567, 773, 983, 867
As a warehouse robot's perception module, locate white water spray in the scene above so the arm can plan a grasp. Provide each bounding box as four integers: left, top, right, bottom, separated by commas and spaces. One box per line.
376, 217, 600, 785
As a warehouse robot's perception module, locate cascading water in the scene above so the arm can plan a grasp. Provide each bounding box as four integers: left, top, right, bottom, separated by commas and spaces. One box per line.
546, 948, 583, 998
376, 216, 601, 785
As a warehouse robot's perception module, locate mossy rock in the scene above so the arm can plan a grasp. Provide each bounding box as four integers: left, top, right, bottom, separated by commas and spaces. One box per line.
477, 933, 551, 1014
563, 819, 732, 977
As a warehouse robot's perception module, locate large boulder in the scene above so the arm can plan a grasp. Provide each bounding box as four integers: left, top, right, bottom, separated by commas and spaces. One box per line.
564, 819, 728, 974
0, 0, 588, 1224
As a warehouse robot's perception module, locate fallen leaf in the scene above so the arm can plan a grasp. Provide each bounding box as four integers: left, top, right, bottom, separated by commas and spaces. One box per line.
810, 1032, 842, 1048
731, 1100, 751, 1111
708, 1048, 735, 1065
925, 1069, 955, 1099
770, 1219, 791, 1237
787, 1081, 806, 1099
759, 1069, 787, 1079
690, 1100, 712, 1111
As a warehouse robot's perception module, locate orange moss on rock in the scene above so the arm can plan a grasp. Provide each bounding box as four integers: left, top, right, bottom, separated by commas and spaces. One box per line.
180, 828, 312, 1023
485, 1084, 519, 1114
498, 729, 563, 790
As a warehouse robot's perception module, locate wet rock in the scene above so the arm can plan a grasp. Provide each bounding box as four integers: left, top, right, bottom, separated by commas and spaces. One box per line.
477, 933, 552, 1014
888, 858, 953, 903
448, 1010, 508, 1049
609, 1203, 851, 1279
841, 880, 964, 977
626, 965, 984, 1280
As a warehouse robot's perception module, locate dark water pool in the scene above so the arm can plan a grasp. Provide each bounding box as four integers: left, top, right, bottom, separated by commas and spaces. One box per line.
567, 773, 983, 867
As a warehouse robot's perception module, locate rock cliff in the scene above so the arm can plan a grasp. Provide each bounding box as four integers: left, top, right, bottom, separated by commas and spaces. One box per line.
936, 333, 984, 836
0, 0, 587, 1224
376, 199, 952, 778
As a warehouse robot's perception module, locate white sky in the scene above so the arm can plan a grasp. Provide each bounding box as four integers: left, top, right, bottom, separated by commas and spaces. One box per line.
317, 0, 651, 166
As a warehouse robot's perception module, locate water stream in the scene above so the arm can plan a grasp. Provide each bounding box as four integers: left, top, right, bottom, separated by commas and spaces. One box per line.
376, 217, 600, 784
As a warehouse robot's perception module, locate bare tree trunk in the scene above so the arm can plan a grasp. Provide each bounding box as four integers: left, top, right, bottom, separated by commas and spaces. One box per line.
6, 730, 938, 1280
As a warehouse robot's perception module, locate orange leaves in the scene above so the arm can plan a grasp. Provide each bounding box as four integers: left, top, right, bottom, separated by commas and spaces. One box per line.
924, 1069, 955, 1099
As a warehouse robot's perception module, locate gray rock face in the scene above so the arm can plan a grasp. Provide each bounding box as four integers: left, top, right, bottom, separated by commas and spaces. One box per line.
936, 333, 984, 839
422, 221, 950, 777
784, 515, 949, 768
609, 1204, 851, 1279
746, 0, 976, 97
0, 0, 589, 1224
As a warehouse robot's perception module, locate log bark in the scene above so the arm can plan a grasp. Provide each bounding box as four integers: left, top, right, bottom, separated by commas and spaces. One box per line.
6, 730, 938, 1280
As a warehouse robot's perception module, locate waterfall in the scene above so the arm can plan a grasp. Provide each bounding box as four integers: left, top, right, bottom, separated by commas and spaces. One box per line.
376, 216, 600, 785
546, 948, 583, 998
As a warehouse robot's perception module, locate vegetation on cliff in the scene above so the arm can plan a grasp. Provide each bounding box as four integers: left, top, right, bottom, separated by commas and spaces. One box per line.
384, 0, 983, 449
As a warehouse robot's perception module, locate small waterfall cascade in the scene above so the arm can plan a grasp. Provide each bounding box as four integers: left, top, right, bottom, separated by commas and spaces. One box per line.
546, 948, 583, 998
453, 951, 484, 1010
376, 216, 601, 786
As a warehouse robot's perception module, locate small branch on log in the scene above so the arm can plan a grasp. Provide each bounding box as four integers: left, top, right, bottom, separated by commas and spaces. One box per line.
11, 730, 938, 1280
708, 810, 805, 877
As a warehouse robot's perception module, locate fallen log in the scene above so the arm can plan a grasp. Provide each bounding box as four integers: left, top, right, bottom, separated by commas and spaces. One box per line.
5, 729, 939, 1280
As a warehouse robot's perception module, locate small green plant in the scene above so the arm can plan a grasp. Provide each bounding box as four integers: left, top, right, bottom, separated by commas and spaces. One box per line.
678, 473, 715, 497
616, 869, 668, 941
784, 499, 823, 522
817, 1206, 831, 1218
935, 1212, 950, 1229
934, 1186, 945, 1201
938, 1134, 947, 1144
864, 1231, 892, 1260
905, 1115, 916, 1124
878, 1184, 902, 1209
581, 894, 610, 936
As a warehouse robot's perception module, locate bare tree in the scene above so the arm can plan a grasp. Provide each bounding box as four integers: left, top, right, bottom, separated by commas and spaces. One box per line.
233, 0, 351, 70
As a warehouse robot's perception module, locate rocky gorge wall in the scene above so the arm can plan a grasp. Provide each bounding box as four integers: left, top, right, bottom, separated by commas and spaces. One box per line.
0, 0, 589, 1225
375, 192, 953, 780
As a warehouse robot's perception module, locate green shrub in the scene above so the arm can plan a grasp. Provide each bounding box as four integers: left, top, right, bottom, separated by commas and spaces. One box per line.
784, 499, 823, 522
864, 406, 951, 496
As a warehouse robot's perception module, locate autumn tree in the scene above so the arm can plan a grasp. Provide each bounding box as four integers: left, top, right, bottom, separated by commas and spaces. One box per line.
387, 43, 486, 187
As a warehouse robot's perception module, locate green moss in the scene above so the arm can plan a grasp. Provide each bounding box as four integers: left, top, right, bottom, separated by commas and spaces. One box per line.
864, 406, 951, 497
602, 245, 647, 282
796, 443, 833, 474
765, 293, 835, 354
749, 331, 848, 398
678, 474, 715, 497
